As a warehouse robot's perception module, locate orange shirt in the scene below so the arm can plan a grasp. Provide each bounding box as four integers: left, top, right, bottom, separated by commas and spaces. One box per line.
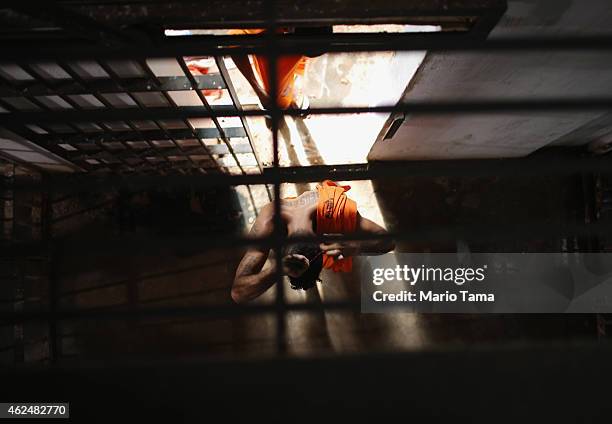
229, 28, 307, 109
316, 180, 358, 272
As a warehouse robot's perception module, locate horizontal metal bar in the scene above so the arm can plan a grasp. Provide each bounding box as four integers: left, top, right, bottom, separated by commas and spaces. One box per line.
62, 142, 252, 159
2, 33, 612, 61
86, 160, 219, 173
21, 127, 248, 144
8, 155, 612, 192
2, 204, 612, 264
1, 221, 611, 323
0, 104, 240, 125
0, 75, 226, 97
47, 0, 507, 27
9, 3, 133, 46
4, 219, 605, 257
2, 98, 612, 126
0, 299, 360, 325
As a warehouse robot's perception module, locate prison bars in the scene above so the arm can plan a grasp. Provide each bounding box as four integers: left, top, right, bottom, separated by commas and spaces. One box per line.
3, 98, 612, 126
2, 0, 612, 357
6, 155, 612, 192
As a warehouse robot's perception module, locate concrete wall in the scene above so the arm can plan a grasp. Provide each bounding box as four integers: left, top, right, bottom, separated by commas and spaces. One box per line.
369, 0, 612, 160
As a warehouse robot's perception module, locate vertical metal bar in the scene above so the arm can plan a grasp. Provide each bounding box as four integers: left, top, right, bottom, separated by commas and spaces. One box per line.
175, 57, 262, 211
264, 0, 286, 354
215, 56, 272, 201
215, 56, 272, 216
580, 173, 599, 251
41, 183, 58, 362
6, 166, 24, 363
13, 258, 24, 363
210, 57, 260, 216
176, 58, 245, 171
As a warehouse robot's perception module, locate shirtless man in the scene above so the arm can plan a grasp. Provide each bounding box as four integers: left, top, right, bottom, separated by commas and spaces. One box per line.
231, 184, 394, 303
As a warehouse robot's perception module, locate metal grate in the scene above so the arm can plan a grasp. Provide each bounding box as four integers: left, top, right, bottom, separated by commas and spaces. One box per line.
0, 58, 265, 177
0, 0, 611, 359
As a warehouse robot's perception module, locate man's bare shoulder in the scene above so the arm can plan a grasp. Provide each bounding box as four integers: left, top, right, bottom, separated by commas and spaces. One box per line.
279, 190, 319, 208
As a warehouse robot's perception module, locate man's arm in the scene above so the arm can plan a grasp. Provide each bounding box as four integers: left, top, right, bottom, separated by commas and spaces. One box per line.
231, 205, 277, 303
319, 212, 395, 259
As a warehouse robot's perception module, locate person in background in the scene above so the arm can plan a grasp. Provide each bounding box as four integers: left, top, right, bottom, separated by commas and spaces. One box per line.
229, 26, 332, 114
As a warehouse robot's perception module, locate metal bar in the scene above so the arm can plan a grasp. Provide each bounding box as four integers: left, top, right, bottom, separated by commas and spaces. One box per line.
45, 62, 153, 173
15, 62, 127, 171
190, 55, 261, 213
0, 75, 226, 98
8, 155, 612, 192
3, 98, 612, 125
4, 168, 24, 363
214, 57, 265, 173
8, 3, 134, 46
92, 60, 173, 173
263, 0, 286, 355
22, 127, 246, 146
57, 146, 225, 163
0, 215, 612, 322
175, 56, 246, 174
210, 57, 262, 214
0, 99, 94, 173
30, 0, 506, 26
0, 66, 56, 113
136, 59, 217, 174
40, 186, 58, 362
12, 259, 24, 363
3, 34, 612, 61
580, 172, 599, 252
0, 83, 76, 171
0, 298, 361, 326
3, 217, 612, 296
215, 55, 272, 201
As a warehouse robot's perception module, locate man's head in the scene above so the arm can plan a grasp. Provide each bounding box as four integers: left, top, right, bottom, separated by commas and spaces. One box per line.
282, 230, 323, 290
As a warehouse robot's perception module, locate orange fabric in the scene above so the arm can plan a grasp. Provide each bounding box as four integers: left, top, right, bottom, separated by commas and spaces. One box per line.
316, 180, 358, 272
229, 28, 307, 109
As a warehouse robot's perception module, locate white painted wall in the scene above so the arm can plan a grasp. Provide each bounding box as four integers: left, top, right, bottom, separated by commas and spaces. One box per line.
369, 0, 612, 160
